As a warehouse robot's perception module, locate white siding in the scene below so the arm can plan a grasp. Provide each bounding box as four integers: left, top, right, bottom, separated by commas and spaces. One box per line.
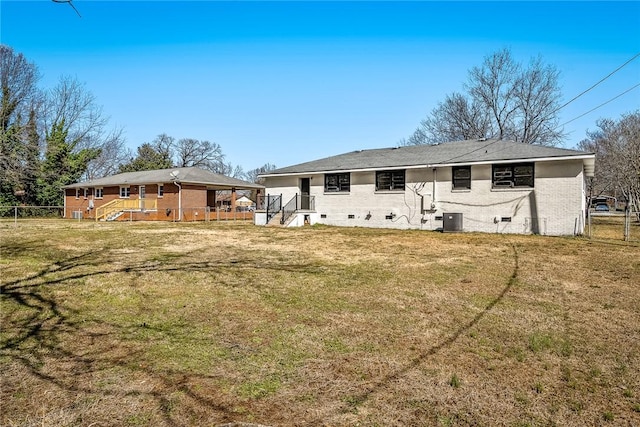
262, 159, 587, 236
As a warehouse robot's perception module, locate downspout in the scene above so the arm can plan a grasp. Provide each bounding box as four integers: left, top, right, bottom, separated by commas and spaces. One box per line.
432, 168, 437, 210
174, 181, 182, 221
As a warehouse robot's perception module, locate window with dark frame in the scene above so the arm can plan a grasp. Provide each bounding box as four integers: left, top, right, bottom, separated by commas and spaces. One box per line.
452, 166, 471, 190
492, 163, 534, 188
376, 170, 405, 191
324, 173, 350, 192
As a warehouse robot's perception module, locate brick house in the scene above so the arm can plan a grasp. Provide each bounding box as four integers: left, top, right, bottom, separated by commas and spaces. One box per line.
63, 167, 264, 221
255, 139, 596, 236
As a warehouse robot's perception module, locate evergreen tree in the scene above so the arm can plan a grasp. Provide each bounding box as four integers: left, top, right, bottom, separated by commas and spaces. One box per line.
118, 142, 173, 172
37, 119, 100, 206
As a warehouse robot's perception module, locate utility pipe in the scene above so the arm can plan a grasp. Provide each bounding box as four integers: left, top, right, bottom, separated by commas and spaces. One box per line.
174, 181, 182, 221
432, 168, 437, 209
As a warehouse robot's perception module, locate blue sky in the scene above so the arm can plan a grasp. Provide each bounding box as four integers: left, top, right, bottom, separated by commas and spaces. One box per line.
1, 1, 639, 172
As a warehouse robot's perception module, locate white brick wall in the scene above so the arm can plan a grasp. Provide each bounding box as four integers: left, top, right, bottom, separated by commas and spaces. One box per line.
263, 159, 587, 236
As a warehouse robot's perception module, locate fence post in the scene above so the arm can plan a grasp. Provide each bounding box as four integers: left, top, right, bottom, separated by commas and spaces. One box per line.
14, 206, 18, 226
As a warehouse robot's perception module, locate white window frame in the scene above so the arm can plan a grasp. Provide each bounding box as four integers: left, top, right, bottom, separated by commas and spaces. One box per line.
158, 184, 164, 198
119, 186, 130, 198
75, 188, 79, 199
95, 187, 104, 199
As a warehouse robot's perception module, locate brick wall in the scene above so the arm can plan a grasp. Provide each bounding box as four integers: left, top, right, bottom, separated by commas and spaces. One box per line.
263, 159, 587, 236
64, 182, 211, 221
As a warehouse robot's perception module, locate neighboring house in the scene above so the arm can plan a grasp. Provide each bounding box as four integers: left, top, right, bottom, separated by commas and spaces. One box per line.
236, 195, 255, 208
63, 167, 264, 221
215, 193, 254, 210
256, 139, 596, 236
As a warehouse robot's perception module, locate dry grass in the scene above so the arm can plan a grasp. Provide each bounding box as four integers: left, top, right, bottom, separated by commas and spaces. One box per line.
1, 219, 639, 426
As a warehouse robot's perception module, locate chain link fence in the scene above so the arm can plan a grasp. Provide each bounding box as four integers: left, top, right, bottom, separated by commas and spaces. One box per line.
0, 206, 253, 225
0, 206, 66, 224
587, 210, 640, 243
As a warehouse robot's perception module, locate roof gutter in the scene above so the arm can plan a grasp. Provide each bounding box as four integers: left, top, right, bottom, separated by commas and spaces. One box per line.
259, 154, 597, 178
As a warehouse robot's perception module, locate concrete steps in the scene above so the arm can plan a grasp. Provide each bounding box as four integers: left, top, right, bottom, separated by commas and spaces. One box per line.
266, 211, 283, 227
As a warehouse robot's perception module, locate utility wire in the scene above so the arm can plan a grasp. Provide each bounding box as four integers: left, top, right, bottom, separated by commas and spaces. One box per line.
555, 52, 640, 113
52, 0, 81, 18
559, 82, 640, 127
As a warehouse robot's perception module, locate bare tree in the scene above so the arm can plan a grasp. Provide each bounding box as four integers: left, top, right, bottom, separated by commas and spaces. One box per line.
0, 45, 40, 132
0, 45, 42, 205
44, 76, 107, 147
578, 111, 640, 214
43, 75, 128, 179
513, 56, 564, 145
404, 93, 490, 145
245, 163, 277, 184
174, 138, 225, 171
85, 127, 131, 179
405, 48, 564, 146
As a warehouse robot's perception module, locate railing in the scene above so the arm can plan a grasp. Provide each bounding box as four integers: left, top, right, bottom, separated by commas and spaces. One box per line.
95, 199, 157, 221
281, 194, 315, 225
265, 194, 282, 224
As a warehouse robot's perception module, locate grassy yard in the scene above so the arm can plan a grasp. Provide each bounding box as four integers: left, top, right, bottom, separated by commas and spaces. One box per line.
1, 220, 639, 426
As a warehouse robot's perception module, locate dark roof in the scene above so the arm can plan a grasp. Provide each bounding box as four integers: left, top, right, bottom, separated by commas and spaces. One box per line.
263, 139, 594, 176
63, 167, 264, 190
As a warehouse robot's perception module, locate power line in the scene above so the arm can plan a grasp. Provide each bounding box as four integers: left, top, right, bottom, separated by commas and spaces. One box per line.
556, 52, 640, 113
560, 82, 640, 127
52, 0, 81, 18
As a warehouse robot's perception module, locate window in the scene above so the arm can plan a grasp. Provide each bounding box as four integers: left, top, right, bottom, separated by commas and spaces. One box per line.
95, 188, 104, 198
452, 166, 471, 190
158, 184, 164, 197
119, 186, 130, 198
324, 173, 350, 192
492, 163, 534, 188
376, 170, 405, 191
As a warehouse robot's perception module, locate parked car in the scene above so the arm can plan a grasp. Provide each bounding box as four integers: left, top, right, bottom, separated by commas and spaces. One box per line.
595, 204, 609, 212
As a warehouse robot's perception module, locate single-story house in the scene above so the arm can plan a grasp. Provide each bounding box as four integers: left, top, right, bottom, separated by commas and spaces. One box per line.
63, 167, 264, 221
255, 138, 596, 236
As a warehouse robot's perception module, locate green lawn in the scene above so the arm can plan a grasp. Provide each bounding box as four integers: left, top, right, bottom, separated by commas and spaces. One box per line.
1, 220, 639, 426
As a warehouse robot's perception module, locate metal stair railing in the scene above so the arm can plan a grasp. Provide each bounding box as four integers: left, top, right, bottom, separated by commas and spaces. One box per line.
280, 194, 315, 225
280, 194, 298, 225
266, 194, 282, 224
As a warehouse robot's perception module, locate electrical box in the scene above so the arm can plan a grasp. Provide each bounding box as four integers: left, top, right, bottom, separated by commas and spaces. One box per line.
443, 213, 463, 232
